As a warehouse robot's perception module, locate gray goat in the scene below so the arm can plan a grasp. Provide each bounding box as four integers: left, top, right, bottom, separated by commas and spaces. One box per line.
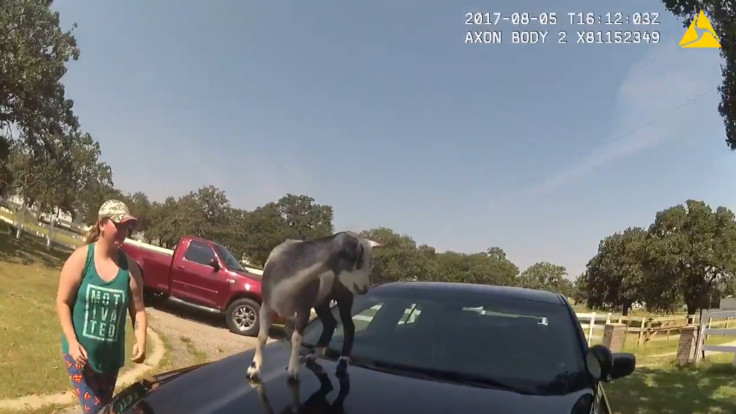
246, 231, 381, 381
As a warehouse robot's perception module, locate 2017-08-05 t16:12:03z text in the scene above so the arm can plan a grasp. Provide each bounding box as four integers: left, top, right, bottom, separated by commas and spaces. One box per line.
464, 12, 661, 26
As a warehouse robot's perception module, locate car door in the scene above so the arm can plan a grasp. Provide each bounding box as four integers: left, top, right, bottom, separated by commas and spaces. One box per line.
172, 240, 229, 308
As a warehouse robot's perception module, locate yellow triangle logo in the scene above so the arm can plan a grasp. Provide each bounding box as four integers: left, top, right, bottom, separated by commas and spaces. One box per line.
679, 10, 720, 48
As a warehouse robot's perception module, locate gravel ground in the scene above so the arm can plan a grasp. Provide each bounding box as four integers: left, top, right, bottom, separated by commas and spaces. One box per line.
145, 301, 270, 364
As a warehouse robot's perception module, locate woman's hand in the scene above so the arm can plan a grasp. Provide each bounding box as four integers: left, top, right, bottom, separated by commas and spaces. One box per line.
68, 341, 88, 367
131, 341, 146, 363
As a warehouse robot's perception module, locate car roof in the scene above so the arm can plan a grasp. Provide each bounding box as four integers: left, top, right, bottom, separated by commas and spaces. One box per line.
370, 281, 565, 305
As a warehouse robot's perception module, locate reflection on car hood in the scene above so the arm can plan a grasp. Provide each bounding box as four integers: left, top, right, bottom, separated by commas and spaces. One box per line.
113, 342, 594, 414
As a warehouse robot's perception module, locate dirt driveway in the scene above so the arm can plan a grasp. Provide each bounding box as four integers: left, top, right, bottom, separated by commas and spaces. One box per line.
145, 300, 281, 368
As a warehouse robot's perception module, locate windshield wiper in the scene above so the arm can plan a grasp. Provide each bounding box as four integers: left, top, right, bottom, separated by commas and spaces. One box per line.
348, 357, 536, 395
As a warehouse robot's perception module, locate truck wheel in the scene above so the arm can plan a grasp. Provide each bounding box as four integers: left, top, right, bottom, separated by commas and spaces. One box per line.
142, 289, 168, 308
225, 298, 260, 337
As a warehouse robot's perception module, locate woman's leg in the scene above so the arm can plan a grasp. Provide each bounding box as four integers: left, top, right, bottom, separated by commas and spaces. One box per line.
85, 367, 120, 410
64, 352, 89, 412
63, 353, 120, 413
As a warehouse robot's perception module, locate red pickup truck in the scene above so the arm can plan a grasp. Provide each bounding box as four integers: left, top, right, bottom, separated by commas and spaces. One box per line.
121, 235, 265, 337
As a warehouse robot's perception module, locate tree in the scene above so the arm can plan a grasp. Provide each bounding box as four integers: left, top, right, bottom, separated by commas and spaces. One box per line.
143, 185, 235, 249
204, 205, 251, 262
145, 197, 182, 248
558, 278, 574, 299
486, 246, 508, 261
275, 194, 334, 240
78, 182, 122, 225
647, 200, 736, 314
517, 262, 567, 294
0, 135, 11, 196
58, 131, 113, 223
483, 247, 520, 286
239, 202, 292, 266
0, 0, 81, 156
584, 227, 653, 315
430, 247, 518, 286
124, 192, 152, 235
20, 130, 111, 246
234, 194, 336, 266
359, 227, 433, 283
571, 272, 589, 305
660, 1, 735, 149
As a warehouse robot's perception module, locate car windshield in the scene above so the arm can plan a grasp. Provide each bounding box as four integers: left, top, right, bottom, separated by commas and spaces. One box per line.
213, 243, 245, 272
301, 286, 590, 395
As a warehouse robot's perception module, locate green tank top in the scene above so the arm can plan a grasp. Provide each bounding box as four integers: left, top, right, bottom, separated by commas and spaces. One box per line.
61, 242, 131, 373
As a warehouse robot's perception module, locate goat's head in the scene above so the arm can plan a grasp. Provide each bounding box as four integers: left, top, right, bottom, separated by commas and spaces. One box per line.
335, 232, 382, 295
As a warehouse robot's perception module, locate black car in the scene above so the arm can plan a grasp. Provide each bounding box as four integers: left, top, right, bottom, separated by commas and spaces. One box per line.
103, 281, 635, 414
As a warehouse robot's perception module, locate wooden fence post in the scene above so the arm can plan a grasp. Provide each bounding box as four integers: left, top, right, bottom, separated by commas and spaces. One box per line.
676, 325, 699, 365
587, 313, 596, 345
694, 310, 707, 364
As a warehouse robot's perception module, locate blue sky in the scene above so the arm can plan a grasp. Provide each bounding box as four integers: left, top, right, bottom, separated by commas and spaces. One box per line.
53, 1, 734, 278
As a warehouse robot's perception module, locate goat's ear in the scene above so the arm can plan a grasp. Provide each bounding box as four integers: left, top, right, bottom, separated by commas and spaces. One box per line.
356, 243, 365, 268
336, 232, 364, 269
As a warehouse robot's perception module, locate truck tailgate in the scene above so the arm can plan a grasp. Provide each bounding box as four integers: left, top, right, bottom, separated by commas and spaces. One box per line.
123, 241, 174, 293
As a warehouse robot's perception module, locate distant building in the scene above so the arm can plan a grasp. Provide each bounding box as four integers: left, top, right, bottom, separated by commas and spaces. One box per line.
720, 296, 736, 309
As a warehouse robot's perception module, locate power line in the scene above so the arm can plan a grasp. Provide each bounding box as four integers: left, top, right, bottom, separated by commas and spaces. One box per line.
606, 87, 716, 146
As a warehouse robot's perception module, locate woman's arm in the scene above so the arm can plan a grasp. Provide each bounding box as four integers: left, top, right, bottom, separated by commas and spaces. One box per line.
56, 247, 87, 345
128, 260, 147, 354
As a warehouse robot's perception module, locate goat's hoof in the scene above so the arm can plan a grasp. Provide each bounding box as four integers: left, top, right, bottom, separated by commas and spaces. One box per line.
304, 357, 317, 368
336, 356, 350, 378
286, 364, 300, 382
306, 360, 325, 375
246, 363, 260, 380
286, 373, 300, 383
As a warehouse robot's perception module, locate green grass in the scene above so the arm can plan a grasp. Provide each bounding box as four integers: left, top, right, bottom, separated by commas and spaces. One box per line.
179, 336, 208, 365
605, 361, 736, 413
0, 403, 73, 414
0, 222, 151, 400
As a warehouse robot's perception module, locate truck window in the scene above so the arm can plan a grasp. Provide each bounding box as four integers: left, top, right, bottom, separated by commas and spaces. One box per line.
213, 243, 245, 271
183, 240, 216, 266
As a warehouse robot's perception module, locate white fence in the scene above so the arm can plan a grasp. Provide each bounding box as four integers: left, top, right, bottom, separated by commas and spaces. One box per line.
694, 309, 736, 365
576, 312, 612, 345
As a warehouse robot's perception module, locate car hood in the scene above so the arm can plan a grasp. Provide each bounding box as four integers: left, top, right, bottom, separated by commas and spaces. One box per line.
107, 342, 595, 414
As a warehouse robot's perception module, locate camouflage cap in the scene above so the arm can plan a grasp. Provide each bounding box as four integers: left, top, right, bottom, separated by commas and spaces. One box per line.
98, 199, 138, 224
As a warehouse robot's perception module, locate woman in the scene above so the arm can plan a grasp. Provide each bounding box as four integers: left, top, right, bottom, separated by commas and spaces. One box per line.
56, 199, 148, 413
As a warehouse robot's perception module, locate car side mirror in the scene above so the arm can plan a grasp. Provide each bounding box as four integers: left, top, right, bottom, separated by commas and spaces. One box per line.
585, 344, 636, 382
209, 258, 220, 271
610, 352, 636, 380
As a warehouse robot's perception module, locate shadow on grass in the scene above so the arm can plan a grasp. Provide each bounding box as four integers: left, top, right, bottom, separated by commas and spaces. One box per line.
605, 362, 736, 414
0, 222, 73, 269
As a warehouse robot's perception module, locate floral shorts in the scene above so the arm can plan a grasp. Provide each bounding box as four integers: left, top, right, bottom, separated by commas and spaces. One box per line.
63, 353, 120, 413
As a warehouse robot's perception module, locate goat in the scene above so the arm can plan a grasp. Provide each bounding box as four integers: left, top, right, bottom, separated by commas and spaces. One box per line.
246, 231, 381, 382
